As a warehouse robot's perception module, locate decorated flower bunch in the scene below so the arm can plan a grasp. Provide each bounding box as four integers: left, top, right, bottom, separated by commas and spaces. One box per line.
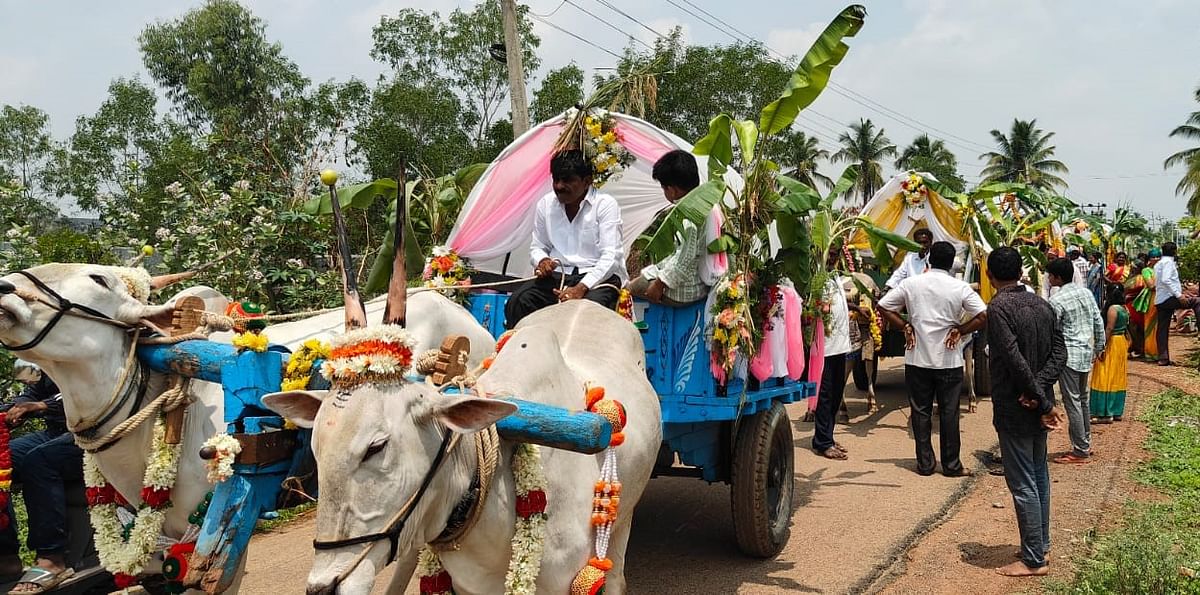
422, 246, 474, 305
282, 338, 331, 391
900, 172, 929, 208
321, 325, 415, 388
582, 113, 634, 188
0, 413, 12, 530
710, 272, 755, 384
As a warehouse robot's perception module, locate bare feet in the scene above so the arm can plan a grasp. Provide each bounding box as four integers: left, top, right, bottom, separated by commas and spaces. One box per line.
996, 560, 1049, 577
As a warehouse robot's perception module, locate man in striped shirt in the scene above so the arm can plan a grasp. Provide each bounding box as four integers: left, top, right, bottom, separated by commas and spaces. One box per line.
628, 150, 709, 305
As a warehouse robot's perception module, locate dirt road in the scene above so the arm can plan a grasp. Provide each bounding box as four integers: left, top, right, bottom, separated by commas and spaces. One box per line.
240, 358, 1001, 594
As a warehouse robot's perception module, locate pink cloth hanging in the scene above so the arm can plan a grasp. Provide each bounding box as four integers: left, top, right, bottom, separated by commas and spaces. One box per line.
807, 317, 826, 412
615, 121, 675, 162
782, 287, 806, 380
749, 322, 776, 382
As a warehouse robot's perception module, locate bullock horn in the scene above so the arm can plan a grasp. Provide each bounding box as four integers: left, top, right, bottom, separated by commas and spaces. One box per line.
323, 169, 368, 331
149, 271, 198, 290
383, 159, 408, 326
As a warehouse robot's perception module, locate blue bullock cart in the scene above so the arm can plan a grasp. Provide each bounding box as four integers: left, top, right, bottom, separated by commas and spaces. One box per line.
133, 294, 813, 591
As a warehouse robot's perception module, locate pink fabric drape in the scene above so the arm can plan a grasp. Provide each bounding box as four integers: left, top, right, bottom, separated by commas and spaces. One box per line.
449, 125, 561, 256
616, 122, 675, 163
806, 318, 826, 412
782, 288, 806, 380
749, 327, 775, 382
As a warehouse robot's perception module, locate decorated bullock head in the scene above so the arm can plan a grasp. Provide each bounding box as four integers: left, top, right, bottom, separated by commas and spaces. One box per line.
262, 326, 514, 594
0, 264, 181, 363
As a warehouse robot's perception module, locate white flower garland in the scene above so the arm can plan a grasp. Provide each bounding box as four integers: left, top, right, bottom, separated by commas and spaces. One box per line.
320, 324, 416, 387
83, 417, 181, 578
417, 443, 548, 595
201, 433, 243, 483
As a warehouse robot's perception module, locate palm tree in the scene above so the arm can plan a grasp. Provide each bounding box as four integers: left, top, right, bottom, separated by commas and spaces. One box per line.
780, 130, 832, 190
895, 134, 965, 192
979, 118, 1069, 190
1164, 86, 1200, 215
831, 118, 896, 203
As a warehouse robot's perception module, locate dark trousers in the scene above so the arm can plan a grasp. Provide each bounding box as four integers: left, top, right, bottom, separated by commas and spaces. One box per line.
905, 365, 964, 475
1157, 296, 1180, 363
811, 354, 847, 452
998, 431, 1051, 569
0, 430, 82, 557
504, 272, 621, 329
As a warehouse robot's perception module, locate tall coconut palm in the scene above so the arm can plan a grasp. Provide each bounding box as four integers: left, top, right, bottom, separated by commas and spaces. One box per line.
831, 118, 896, 203
780, 130, 832, 190
979, 118, 1069, 190
896, 134, 965, 192
1164, 86, 1200, 215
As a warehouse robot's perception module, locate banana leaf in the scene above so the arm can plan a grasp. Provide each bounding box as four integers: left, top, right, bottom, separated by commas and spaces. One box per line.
812, 209, 833, 255
868, 232, 894, 273
364, 201, 426, 294
453, 163, 488, 194
775, 175, 822, 214
823, 165, 859, 208
732, 119, 759, 164
758, 5, 867, 136
643, 180, 727, 262
858, 220, 922, 252
303, 179, 397, 215
693, 115, 734, 181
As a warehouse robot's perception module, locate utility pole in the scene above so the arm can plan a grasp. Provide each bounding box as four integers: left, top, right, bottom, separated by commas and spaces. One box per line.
501, 0, 530, 138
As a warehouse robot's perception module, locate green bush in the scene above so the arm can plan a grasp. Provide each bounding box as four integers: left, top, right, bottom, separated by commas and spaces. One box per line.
33, 228, 115, 265
1180, 241, 1200, 283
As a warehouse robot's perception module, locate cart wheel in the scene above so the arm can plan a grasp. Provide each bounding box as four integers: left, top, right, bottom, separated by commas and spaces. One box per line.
730, 402, 794, 558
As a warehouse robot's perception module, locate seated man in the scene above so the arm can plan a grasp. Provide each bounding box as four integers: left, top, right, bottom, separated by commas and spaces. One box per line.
627, 149, 708, 306
504, 149, 627, 328
884, 228, 933, 292
0, 360, 81, 593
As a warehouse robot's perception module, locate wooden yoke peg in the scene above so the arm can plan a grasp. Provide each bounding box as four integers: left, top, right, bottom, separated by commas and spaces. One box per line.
164, 377, 187, 445
431, 335, 471, 385
171, 296, 207, 336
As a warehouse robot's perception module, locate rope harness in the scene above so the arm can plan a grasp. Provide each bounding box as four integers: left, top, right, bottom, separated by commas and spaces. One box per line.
0, 271, 134, 351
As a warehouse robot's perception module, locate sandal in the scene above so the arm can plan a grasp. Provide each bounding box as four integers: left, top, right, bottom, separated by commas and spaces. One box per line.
1053, 453, 1091, 464
8, 567, 74, 594
816, 447, 847, 460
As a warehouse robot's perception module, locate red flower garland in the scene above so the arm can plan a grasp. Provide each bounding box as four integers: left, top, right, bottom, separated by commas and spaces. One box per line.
0, 413, 11, 531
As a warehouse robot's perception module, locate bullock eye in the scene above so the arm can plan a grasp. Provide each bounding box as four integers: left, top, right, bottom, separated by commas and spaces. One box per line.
363, 439, 387, 462
88, 274, 110, 289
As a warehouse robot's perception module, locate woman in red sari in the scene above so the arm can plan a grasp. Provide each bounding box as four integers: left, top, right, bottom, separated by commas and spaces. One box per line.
1106, 251, 1130, 285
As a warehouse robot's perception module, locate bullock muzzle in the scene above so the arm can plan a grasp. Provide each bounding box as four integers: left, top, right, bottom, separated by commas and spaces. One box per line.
0, 279, 14, 295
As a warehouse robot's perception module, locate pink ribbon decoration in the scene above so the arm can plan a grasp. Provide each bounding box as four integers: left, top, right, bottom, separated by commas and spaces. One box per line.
807, 317, 826, 412
782, 287, 806, 380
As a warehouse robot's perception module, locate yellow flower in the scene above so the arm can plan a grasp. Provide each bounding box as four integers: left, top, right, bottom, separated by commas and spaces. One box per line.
601, 132, 616, 145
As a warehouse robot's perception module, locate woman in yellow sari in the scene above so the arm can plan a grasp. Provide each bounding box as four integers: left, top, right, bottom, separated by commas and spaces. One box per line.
1140, 250, 1161, 361
1091, 285, 1129, 423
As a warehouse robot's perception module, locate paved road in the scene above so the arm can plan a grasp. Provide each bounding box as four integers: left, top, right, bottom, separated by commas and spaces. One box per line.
240, 359, 999, 594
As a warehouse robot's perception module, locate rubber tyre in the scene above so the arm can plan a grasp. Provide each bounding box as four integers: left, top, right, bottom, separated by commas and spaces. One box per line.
730, 402, 795, 558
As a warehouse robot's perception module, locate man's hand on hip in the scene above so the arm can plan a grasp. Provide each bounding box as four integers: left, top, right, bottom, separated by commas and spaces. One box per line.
6, 401, 46, 426
535, 258, 557, 278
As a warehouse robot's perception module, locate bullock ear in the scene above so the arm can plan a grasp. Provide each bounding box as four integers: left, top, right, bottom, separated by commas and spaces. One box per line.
425, 394, 517, 434
261, 390, 328, 429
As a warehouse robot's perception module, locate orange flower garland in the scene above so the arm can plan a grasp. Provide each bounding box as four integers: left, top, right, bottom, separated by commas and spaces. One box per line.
0, 413, 11, 530
573, 383, 627, 594
320, 325, 416, 388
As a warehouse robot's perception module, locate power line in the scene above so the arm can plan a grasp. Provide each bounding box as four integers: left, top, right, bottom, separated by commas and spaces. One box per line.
564, 0, 656, 51
530, 14, 624, 59
531, 0, 568, 18
592, 0, 668, 41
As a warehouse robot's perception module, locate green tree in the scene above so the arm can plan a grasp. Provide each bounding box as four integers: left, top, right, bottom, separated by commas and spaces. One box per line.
602, 30, 792, 143
0, 105, 60, 229
1164, 85, 1200, 215
831, 118, 896, 203
778, 130, 832, 190
979, 118, 1069, 190
531, 64, 585, 123
895, 134, 964, 192
352, 78, 474, 179
370, 2, 541, 147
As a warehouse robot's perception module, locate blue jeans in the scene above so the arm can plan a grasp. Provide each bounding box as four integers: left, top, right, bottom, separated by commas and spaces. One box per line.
998, 431, 1050, 568
0, 430, 83, 557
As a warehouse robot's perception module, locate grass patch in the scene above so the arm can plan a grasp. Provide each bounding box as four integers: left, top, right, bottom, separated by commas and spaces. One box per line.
254, 501, 316, 534
1048, 388, 1200, 594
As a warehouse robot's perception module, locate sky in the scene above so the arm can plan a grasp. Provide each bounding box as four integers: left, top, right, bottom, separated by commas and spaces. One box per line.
2, 0, 1198, 220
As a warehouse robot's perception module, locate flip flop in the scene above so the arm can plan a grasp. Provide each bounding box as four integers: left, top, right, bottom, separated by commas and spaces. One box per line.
1053, 453, 1091, 464
816, 447, 847, 460
8, 567, 74, 595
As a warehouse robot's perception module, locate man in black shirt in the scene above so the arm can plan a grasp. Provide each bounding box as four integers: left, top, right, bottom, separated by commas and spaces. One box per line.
0, 360, 82, 591
986, 247, 1066, 577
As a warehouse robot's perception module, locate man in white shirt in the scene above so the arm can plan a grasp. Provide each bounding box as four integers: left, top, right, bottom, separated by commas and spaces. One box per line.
627, 150, 708, 305
1153, 241, 1195, 365
1069, 247, 1089, 288
879, 241, 988, 476
884, 228, 933, 292
812, 255, 854, 460
504, 150, 628, 329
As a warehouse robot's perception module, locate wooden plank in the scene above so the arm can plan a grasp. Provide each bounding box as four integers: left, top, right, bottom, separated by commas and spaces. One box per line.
233, 430, 298, 466
493, 397, 611, 454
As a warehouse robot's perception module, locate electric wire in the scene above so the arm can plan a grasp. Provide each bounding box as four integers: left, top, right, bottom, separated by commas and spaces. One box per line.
564, 0, 656, 51
531, 14, 624, 59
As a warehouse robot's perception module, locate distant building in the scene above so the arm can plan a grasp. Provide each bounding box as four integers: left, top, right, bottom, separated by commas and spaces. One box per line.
65, 217, 102, 233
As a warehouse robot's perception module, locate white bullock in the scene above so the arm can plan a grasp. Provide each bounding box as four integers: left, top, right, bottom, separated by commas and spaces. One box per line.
0, 263, 493, 590
264, 300, 662, 595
